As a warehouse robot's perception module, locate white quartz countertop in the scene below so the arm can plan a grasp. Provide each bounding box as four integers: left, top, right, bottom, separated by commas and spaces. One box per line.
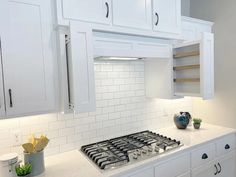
36, 124, 236, 177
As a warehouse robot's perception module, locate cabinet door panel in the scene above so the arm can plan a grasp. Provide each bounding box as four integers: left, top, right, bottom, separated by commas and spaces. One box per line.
218, 151, 236, 177
0, 0, 6, 117
68, 23, 96, 113
200, 32, 214, 99
128, 168, 154, 177
155, 154, 190, 177
153, 0, 181, 35
177, 172, 191, 177
1, 0, 56, 116
60, 0, 111, 25
0, 41, 5, 117
112, 0, 152, 30
192, 162, 216, 177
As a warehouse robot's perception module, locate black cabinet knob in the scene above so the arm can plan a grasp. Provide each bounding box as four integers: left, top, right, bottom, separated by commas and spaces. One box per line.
225, 144, 230, 150
202, 153, 208, 159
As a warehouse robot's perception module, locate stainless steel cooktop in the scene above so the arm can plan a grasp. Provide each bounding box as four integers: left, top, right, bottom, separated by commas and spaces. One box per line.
81, 130, 183, 170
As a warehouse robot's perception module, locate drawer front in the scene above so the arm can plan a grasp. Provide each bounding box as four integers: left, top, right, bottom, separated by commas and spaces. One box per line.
216, 134, 236, 156
191, 143, 216, 168
155, 153, 190, 177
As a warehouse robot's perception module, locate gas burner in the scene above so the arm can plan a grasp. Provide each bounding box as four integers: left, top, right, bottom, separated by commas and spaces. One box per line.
81, 131, 183, 170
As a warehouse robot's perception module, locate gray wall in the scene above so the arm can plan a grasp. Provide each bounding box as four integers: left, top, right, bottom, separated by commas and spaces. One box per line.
182, 0, 190, 16
190, 0, 236, 128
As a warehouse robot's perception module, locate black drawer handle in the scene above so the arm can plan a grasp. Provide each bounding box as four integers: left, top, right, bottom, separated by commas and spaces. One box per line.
9, 89, 13, 107
214, 164, 218, 175
155, 12, 159, 26
105, 2, 109, 18
225, 144, 230, 150
217, 163, 222, 173
202, 153, 208, 159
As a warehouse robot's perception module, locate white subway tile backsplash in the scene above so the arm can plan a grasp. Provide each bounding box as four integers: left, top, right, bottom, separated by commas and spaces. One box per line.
0, 60, 193, 157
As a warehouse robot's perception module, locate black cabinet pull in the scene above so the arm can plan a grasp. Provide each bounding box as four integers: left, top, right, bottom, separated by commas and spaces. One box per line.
214, 164, 218, 175
217, 163, 222, 173
9, 89, 13, 107
105, 2, 109, 18
155, 12, 159, 26
202, 153, 208, 159
225, 144, 230, 149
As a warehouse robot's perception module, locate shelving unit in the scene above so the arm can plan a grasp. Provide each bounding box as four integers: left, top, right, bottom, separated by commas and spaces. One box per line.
173, 43, 201, 97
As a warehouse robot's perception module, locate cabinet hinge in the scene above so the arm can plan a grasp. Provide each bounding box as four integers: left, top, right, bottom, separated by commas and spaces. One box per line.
65, 35, 71, 44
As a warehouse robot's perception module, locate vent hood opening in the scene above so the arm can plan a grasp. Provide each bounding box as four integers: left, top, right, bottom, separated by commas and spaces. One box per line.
94, 56, 144, 61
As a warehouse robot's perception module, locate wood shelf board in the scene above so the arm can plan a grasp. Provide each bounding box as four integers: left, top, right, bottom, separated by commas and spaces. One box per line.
173, 64, 200, 71
173, 51, 200, 59
174, 78, 200, 83
174, 92, 201, 97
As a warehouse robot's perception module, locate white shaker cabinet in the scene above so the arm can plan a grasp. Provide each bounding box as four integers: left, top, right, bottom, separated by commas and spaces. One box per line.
173, 32, 214, 99
56, 0, 111, 25
192, 151, 236, 177
153, 0, 181, 35
0, 0, 56, 117
112, 0, 152, 30
146, 32, 214, 100
66, 23, 96, 113
0, 43, 5, 117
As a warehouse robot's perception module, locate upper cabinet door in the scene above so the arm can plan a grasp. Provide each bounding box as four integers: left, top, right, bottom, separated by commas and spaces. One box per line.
0, 41, 5, 117
153, 0, 181, 35
1, 0, 56, 117
173, 32, 214, 100
200, 32, 214, 99
0, 1, 6, 117
67, 22, 96, 113
112, 0, 152, 30
58, 0, 111, 25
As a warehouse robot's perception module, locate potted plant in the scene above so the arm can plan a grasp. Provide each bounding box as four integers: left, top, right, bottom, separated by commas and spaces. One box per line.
193, 118, 202, 129
15, 163, 32, 177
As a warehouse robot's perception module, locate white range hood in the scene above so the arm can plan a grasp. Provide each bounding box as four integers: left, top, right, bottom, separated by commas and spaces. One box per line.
93, 31, 172, 60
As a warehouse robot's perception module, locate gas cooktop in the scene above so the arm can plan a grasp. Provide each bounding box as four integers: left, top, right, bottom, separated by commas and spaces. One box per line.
81, 130, 183, 170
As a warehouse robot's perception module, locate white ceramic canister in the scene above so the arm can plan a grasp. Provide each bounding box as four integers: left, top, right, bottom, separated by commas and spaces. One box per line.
0, 153, 19, 177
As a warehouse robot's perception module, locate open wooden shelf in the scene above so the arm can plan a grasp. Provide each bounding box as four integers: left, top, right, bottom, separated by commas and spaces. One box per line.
175, 92, 201, 97
173, 64, 200, 71
173, 51, 200, 59
174, 78, 200, 83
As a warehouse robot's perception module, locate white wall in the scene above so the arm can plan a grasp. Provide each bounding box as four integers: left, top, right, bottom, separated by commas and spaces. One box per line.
0, 61, 192, 157
190, 0, 236, 128
182, 0, 190, 16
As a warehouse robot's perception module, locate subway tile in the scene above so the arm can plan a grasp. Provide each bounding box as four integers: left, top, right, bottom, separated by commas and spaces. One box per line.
0, 61, 193, 157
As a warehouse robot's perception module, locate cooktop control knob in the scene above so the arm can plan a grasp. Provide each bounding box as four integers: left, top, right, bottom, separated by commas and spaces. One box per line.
148, 146, 153, 152
133, 153, 138, 160
155, 146, 160, 152
136, 150, 141, 156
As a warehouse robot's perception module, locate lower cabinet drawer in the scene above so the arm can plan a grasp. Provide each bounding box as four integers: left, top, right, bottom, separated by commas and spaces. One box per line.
155, 153, 190, 177
127, 168, 154, 177
191, 143, 216, 168
216, 133, 236, 156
